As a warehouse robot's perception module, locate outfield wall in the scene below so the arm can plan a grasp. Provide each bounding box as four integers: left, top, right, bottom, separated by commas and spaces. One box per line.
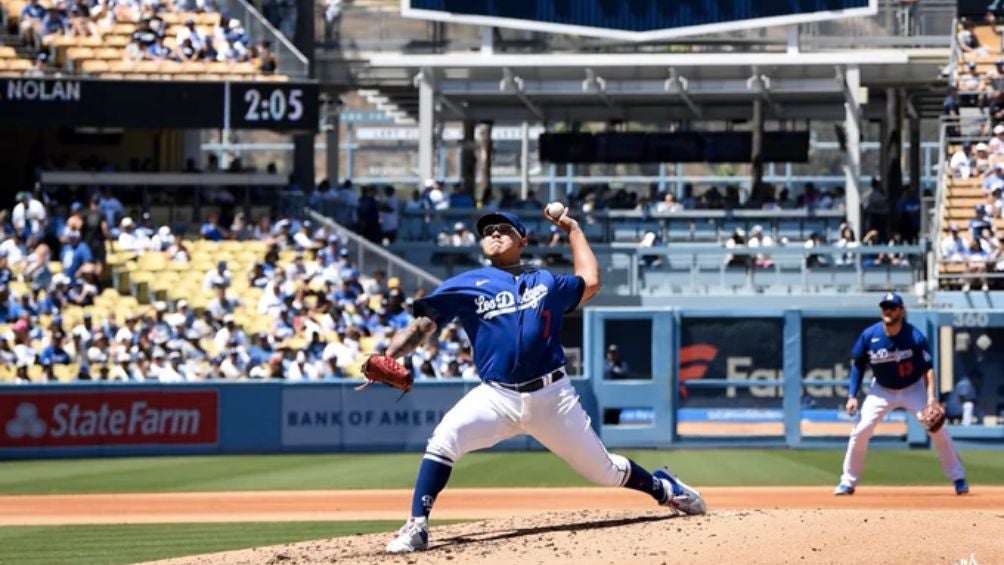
1, 308, 1002, 459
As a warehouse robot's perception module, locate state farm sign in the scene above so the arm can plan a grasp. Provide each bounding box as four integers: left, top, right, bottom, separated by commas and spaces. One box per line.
0, 390, 218, 447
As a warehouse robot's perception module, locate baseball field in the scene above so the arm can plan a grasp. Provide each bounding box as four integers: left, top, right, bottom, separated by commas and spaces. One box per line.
2, 449, 1003, 565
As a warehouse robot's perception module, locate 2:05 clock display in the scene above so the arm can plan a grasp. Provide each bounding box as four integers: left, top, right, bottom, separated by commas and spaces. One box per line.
241, 87, 305, 122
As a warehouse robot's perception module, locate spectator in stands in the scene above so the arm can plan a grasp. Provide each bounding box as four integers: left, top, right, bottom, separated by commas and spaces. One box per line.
78, 195, 108, 278
747, 225, 775, 268
67, 3, 97, 38
323, 0, 342, 43
357, 186, 381, 242
974, 143, 992, 176
448, 184, 475, 208
0, 252, 12, 287
951, 142, 974, 178
203, 260, 231, 290
177, 18, 206, 49
957, 20, 990, 57
200, 36, 219, 61
380, 186, 400, 243
723, 227, 749, 268
60, 229, 92, 281
257, 40, 277, 74
603, 344, 631, 379
40, 6, 67, 38
984, 164, 1004, 195
200, 213, 226, 241
970, 204, 993, 240
941, 224, 968, 262
835, 226, 860, 266
98, 188, 124, 227
20, 235, 51, 290
964, 237, 990, 291
11, 191, 47, 240
655, 192, 683, 213
147, 35, 174, 60
421, 179, 448, 211
19, 0, 47, 45
24, 51, 48, 77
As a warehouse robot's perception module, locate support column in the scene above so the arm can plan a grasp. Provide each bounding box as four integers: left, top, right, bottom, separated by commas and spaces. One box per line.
843, 66, 863, 239
909, 107, 921, 195
325, 105, 340, 185
883, 88, 904, 239
417, 69, 436, 182
476, 121, 494, 200
292, 0, 315, 194
520, 121, 530, 200
460, 119, 476, 195
751, 98, 764, 193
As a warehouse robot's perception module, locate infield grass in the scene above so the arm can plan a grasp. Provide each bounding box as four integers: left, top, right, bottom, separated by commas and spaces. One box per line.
3, 449, 1004, 494
0, 521, 403, 565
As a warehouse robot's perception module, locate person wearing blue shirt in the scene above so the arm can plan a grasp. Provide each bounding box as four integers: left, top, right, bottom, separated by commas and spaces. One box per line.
834, 292, 967, 496
60, 230, 92, 280
374, 208, 706, 554
201, 214, 225, 241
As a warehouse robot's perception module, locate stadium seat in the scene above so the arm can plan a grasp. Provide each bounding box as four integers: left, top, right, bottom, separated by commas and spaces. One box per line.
0, 45, 16, 59
81, 59, 109, 74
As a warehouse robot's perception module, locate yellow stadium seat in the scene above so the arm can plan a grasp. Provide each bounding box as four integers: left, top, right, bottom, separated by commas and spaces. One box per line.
0, 46, 16, 59
66, 47, 95, 61
81, 59, 109, 73
95, 47, 121, 60
105, 35, 130, 47
5, 59, 30, 71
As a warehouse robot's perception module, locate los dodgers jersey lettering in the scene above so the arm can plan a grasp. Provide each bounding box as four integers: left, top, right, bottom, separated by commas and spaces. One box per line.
414, 266, 585, 384
850, 321, 932, 390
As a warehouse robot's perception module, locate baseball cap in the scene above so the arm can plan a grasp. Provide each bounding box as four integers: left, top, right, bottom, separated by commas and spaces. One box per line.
879, 292, 904, 309
476, 211, 527, 238
995, 125, 1004, 135
976, 142, 990, 152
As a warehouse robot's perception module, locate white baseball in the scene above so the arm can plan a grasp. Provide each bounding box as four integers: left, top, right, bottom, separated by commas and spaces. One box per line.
546, 202, 566, 219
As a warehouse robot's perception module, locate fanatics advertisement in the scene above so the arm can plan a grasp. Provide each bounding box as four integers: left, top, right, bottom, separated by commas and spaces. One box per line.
0, 390, 219, 447
0, 78, 318, 131
678, 317, 784, 408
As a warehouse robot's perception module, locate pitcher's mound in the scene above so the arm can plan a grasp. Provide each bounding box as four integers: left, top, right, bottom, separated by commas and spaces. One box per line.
147, 508, 999, 565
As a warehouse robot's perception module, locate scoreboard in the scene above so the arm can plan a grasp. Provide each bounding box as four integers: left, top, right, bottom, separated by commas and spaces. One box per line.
404, 0, 876, 40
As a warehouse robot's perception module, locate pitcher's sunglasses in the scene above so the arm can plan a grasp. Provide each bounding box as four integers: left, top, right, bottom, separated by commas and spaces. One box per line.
481, 224, 520, 238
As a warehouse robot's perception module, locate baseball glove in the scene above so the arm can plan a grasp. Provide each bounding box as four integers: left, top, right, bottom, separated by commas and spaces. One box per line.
355, 355, 413, 392
917, 403, 946, 433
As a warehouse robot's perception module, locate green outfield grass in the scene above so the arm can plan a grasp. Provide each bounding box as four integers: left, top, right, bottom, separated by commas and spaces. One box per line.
0, 521, 401, 565
3, 449, 1004, 494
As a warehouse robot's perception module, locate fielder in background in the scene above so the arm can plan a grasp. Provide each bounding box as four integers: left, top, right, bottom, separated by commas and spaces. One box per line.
834, 292, 969, 496
368, 205, 706, 554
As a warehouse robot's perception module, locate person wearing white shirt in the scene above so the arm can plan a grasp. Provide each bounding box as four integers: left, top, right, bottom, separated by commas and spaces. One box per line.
950, 143, 973, 179
11, 191, 47, 237
0, 233, 26, 265
258, 282, 284, 315
116, 217, 148, 253
747, 225, 775, 268
203, 260, 232, 289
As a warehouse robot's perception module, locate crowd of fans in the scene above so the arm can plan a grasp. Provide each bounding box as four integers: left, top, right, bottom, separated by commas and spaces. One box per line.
943, 16, 1004, 290
1, 186, 483, 383
13, 0, 277, 74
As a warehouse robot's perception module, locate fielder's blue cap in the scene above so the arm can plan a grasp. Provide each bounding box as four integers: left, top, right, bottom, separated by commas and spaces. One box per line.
476, 211, 526, 238
879, 292, 904, 308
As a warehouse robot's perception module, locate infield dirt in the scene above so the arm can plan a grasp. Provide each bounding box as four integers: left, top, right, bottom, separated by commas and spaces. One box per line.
2, 487, 1002, 564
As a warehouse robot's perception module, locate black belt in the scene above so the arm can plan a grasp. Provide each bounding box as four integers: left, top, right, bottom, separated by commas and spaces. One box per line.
493, 370, 564, 393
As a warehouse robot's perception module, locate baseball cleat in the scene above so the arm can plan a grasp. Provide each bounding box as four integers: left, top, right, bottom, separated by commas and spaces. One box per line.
833, 483, 855, 496
385, 517, 429, 553
653, 467, 707, 515
954, 478, 969, 495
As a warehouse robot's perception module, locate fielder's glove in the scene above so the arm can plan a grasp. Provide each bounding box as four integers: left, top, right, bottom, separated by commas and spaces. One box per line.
356, 354, 413, 393
917, 403, 946, 433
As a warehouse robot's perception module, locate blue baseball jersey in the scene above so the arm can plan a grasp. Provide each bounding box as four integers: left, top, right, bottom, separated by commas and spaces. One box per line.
849, 321, 932, 394
413, 266, 585, 385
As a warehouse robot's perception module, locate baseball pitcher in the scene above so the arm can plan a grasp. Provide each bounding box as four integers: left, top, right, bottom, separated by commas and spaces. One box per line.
359, 206, 706, 553
834, 292, 968, 496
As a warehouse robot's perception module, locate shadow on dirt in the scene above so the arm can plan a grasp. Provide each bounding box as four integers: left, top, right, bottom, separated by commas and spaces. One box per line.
434, 513, 679, 549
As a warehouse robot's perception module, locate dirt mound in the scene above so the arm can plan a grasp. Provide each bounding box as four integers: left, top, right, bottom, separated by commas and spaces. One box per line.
146, 508, 1002, 565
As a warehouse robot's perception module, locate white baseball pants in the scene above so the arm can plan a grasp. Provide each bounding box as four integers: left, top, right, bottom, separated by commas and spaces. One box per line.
840, 379, 966, 486
425, 378, 631, 487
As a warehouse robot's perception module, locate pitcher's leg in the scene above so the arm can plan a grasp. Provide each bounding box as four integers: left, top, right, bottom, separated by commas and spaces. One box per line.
417, 384, 521, 516
840, 392, 892, 486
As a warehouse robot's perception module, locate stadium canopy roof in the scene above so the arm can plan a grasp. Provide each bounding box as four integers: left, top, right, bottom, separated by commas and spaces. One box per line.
348, 49, 945, 122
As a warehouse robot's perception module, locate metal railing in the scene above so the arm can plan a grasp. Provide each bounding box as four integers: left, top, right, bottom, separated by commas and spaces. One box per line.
228, 0, 309, 78
305, 208, 442, 293
387, 241, 926, 296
